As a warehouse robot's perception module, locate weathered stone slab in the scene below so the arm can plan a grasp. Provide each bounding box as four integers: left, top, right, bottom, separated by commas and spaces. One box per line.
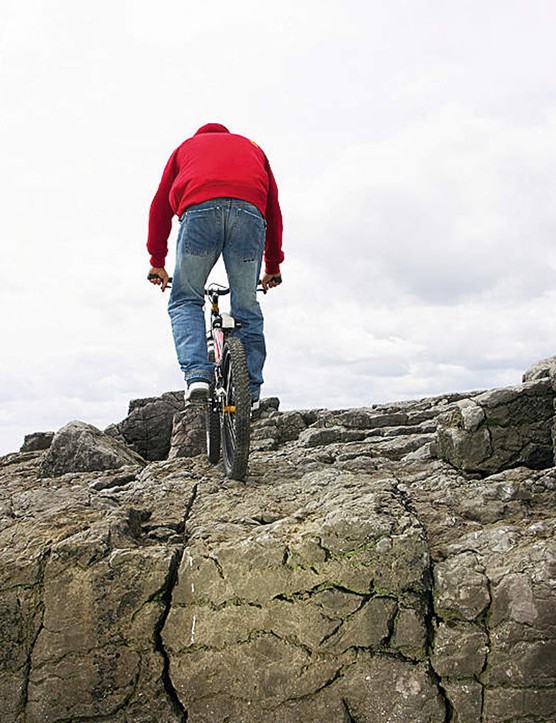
20, 431, 54, 452
106, 390, 185, 461
168, 404, 207, 458
523, 354, 556, 383
164, 471, 436, 718
435, 379, 554, 474
39, 420, 146, 477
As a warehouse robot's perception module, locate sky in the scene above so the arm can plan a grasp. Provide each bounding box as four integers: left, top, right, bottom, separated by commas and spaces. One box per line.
1, 0, 556, 454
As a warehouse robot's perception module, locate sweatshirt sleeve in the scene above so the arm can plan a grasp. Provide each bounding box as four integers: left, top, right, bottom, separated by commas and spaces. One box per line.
146, 150, 178, 268
263, 158, 284, 276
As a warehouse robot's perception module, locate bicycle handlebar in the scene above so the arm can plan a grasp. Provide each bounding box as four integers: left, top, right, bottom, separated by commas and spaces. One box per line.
264, 275, 282, 286
148, 273, 173, 284
148, 274, 282, 292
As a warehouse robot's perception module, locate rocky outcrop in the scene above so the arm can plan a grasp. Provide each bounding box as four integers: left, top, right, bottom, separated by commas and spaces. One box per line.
1, 367, 555, 722
20, 431, 54, 452
168, 405, 207, 458
523, 355, 556, 383
106, 391, 185, 461
39, 420, 146, 478
435, 379, 554, 474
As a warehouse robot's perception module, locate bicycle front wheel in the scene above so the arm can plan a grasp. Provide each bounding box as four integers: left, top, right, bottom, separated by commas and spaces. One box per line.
220, 336, 251, 480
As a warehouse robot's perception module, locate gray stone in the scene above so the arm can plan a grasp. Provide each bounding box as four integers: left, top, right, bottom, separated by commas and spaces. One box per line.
298, 426, 365, 447
20, 431, 54, 452
483, 687, 556, 723
391, 603, 428, 660
435, 379, 554, 474
39, 421, 146, 477
106, 390, 185, 461
433, 552, 490, 621
523, 354, 556, 383
26, 546, 181, 723
369, 432, 435, 461
168, 404, 207, 458
335, 409, 409, 429
259, 396, 280, 413
431, 621, 488, 677
443, 680, 483, 723
276, 411, 307, 442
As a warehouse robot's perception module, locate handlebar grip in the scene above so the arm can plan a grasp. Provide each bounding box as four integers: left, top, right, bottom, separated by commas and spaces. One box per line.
258, 275, 282, 286
148, 273, 172, 284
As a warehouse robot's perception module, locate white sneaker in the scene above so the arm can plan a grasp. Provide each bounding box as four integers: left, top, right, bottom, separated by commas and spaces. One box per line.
185, 381, 209, 403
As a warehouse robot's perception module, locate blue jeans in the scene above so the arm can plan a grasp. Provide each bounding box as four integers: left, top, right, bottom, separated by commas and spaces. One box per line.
168, 198, 266, 400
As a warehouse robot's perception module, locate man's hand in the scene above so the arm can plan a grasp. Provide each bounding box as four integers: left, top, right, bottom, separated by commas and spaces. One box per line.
261, 272, 282, 293
148, 267, 170, 292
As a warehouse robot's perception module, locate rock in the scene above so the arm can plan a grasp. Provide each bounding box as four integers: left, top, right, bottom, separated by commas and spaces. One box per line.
435, 379, 554, 474
433, 552, 491, 621
20, 431, 54, 452
168, 405, 207, 458
26, 545, 182, 722
1, 364, 555, 722
39, 421, 146, 477
522, 355, 556, 383
335, 408, 409, 429
106, 391, 185, 461
442, 680, 484, 723
163, 471, 437, 719
276, 411, 307, 442
298, 426, 365, 447
431, 621, 489, 677
259, 396, 280, 413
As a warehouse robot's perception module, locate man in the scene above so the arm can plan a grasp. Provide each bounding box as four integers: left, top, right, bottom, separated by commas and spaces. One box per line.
147, 122, 284, 407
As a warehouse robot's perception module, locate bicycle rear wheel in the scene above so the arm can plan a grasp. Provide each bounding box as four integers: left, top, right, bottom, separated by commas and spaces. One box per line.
220, 336, 251, 480
206, 349, 221, 463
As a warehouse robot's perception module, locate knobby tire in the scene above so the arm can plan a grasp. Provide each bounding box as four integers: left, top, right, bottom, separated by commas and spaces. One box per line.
221, 336, 250, 480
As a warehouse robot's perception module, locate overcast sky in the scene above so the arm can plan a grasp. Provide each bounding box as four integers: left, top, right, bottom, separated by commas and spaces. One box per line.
1, 0, 555, 454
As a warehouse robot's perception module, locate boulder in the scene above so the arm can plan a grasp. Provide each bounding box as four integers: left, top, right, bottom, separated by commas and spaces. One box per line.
435, 379, 554, 474
39, 421, 146, 477
168, 404, 207, 458
20, 431, 54, 452
106, 391, 185, 461
523, 355, 556, 384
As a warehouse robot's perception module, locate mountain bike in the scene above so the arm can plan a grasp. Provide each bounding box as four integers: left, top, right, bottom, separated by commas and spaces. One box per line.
204, 278, 281, 479
204, 283, 252, 480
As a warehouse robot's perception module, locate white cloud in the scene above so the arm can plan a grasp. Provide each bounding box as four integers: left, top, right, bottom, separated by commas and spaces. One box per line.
286, 105, 556, 305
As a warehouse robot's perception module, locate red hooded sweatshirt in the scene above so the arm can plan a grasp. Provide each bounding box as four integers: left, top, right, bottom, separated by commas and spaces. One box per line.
147, 123, 284, 275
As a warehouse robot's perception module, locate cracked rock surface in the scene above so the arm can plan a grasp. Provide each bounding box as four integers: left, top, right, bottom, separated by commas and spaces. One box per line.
1, 385, 555, 722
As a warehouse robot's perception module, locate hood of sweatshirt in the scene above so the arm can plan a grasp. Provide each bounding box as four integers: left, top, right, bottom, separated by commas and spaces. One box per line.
195, 123, 230, 135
